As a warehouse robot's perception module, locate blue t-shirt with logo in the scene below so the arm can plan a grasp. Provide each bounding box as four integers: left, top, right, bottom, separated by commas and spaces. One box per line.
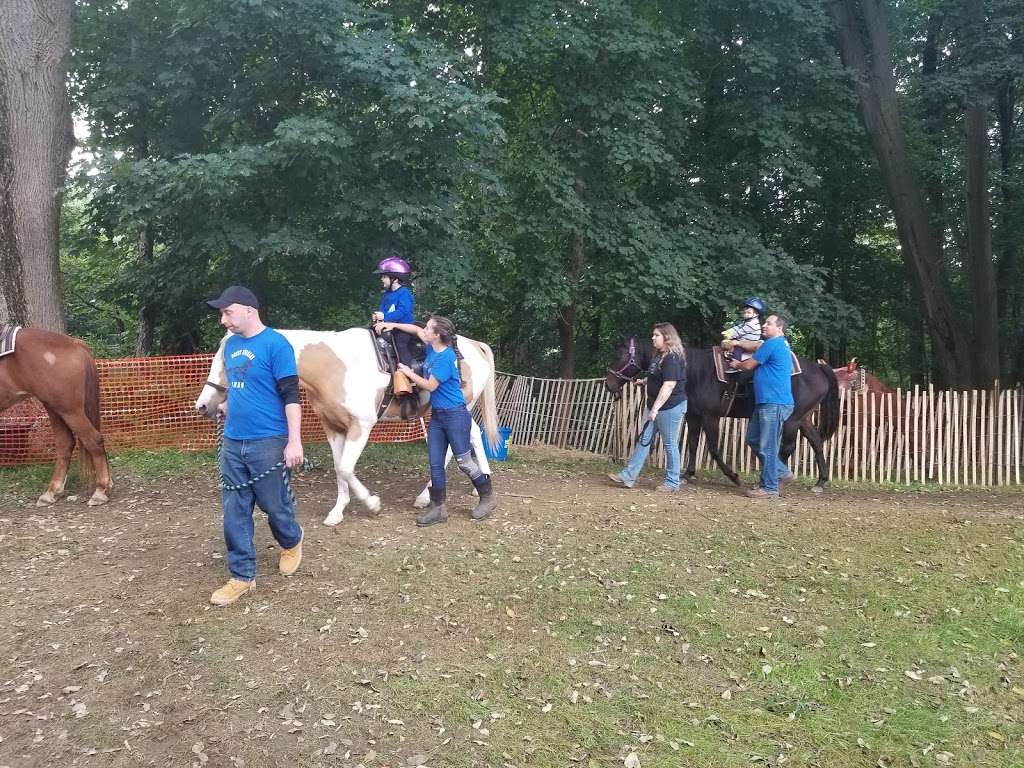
223, 328, 298, 439
378, 286, 414, 323
752, 335, 794, 406
424, 345, 464, 409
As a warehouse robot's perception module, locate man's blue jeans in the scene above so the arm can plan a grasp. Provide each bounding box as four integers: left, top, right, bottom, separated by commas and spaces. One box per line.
427, 406, 473, 489
220, 436, 302, 581
619, 400, 686, 489
746, 403, 794, 492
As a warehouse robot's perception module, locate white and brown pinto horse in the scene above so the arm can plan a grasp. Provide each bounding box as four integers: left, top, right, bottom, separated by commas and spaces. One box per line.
194, 328, 499, 525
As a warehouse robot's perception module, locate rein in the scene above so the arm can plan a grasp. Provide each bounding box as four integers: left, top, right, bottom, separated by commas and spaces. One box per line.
607, 338, 641, 382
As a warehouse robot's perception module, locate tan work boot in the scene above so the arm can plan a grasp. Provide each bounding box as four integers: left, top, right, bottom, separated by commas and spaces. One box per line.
210, 578, 255, 606
279, 529, 303, 576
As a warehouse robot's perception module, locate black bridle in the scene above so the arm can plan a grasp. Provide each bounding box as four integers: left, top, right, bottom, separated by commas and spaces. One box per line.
606, 337, 642, 382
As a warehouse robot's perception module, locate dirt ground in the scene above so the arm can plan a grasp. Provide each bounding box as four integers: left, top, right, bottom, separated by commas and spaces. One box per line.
0, 448, 1021, 768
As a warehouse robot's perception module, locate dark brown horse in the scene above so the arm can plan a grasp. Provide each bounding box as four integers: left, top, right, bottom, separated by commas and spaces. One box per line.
605, 337, 840, 491
0, 327, 112, 506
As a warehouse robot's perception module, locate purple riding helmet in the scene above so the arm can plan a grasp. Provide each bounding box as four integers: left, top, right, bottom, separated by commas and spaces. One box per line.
373, 256, 413, 278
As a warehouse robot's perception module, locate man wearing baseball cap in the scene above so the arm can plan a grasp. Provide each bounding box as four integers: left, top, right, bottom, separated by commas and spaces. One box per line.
206, 286, 305, 606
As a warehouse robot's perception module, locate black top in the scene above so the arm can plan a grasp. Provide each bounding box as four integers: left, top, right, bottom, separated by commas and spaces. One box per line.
646, 351, 687, 410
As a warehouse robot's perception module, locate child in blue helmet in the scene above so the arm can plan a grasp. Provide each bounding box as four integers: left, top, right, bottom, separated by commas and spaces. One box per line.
371, 256, 416, 368
722, 297, 765, 369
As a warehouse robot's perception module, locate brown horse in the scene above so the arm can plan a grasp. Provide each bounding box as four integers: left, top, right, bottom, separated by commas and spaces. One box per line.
0, 327, 112, 506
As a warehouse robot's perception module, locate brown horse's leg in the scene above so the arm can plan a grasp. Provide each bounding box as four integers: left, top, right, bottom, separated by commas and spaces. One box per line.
38, 408, 75, 506
59, 411, 112, 506
682, 411, 701, 482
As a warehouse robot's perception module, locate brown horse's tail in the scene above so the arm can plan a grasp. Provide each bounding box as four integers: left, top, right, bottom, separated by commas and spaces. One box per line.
476, 341, 500, 453
818, 362, 840, 442
78, 354, 103, 484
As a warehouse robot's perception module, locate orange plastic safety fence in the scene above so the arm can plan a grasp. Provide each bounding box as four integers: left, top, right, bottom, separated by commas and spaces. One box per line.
0, 354, 425, 467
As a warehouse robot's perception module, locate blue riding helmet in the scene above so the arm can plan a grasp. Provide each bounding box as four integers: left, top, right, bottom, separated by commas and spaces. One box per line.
742, 297, 766, 314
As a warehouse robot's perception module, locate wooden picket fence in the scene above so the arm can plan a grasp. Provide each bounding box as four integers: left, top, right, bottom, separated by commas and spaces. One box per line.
494, 373, 1023, 487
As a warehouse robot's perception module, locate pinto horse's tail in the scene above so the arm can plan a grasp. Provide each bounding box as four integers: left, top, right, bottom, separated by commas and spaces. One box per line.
476, 341, 500, 453
818, 362, 840, 442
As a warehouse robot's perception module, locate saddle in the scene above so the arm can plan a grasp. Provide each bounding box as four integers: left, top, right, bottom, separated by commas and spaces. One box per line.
713, 345, 802, 417
0, 324, 20, 358
369, 324, 469, 420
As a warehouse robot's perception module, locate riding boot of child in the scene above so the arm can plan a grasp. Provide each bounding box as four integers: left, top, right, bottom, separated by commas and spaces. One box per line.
470, 475, 497, 520
416, 486, 448, 527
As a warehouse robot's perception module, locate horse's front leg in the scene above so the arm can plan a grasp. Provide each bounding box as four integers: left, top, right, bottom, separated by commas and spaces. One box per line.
322, 428, 351, 525
38, 409, 74, 506
682, 411, 701, 482
323, 421, 380, 526
703, 414, 742, 486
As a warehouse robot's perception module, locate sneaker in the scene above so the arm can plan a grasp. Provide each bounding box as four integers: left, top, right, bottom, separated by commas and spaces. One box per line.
279, 528, 303, 576
778, 472, 795, 497
745, 487, 779, 500
655, 484, 679, 493
608, 472, 634, 488
210, 578, 255, 607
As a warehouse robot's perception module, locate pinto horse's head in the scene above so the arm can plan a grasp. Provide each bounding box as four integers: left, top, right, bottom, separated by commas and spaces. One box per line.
604, 336, 646, 399
195, 336, 229, 419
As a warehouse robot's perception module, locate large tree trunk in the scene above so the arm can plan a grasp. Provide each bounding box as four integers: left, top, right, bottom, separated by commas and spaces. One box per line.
963, 0, 998, 386
0, 0, 73, 331
995, 73, 1021, 384
829, 0, 975, 387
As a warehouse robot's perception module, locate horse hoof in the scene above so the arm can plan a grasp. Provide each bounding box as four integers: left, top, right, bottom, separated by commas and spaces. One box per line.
811, 486, 824, 494
323, 510, 345, 526
36, 495, 56, 507
87, 492, 109, 506
365, 495, 381, 514
413, 493, 430, 509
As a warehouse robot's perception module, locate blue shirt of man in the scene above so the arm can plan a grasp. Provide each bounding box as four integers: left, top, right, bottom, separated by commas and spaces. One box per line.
224, 328, 299, 439
751, 335, 794, 406
378, 285, 414, 324
424, 345, 464, 409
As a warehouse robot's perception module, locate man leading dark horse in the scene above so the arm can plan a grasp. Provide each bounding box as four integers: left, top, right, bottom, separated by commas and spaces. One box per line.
725, 313, 794, 498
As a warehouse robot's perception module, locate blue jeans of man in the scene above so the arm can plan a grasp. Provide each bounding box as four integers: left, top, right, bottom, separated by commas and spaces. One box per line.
746, 403, 794, 492
427, 406, 473, 489
220, 436, 302, 581
619, 400, 686, 489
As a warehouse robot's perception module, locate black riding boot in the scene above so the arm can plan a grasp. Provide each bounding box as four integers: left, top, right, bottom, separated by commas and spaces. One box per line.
416, 486, 448, 527
470, 475, 497, 521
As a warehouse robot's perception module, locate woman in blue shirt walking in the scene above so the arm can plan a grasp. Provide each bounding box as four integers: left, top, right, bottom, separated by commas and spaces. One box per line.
376, 315, 497, 526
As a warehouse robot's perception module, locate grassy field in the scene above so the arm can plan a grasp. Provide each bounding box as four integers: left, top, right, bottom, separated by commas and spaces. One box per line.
0, 445, 1021, 767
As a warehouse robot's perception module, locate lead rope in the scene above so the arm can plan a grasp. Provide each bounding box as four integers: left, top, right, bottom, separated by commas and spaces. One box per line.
213, 418, 312, 503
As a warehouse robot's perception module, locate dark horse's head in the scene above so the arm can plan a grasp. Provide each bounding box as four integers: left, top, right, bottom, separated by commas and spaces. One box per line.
603, 335, 653, 399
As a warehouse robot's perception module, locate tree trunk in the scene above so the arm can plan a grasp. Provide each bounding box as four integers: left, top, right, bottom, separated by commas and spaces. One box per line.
963, 0, 998, 386
995, 75, 1021, 383
829, 0, 975, 387
557, 230, 585, 379
134, 225, 156, 354
0, 0, 73, 331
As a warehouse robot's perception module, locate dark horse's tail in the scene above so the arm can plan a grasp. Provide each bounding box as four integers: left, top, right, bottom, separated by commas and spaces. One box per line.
818, 362, 839, 442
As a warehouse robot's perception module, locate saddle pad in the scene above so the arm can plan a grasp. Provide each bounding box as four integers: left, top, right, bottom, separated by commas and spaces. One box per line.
713, 345, 801, 384
0, 325, 20, 358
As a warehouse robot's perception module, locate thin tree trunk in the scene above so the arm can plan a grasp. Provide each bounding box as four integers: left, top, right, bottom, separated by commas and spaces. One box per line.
557, 230, 585, 379
829, 0, 974, 387
0, 0, 73, 331
963, 0, 998, 386
134, 225, 156, 354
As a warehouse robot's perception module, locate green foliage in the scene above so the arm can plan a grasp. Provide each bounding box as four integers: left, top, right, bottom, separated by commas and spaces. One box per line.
61, 0, 1022, 384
